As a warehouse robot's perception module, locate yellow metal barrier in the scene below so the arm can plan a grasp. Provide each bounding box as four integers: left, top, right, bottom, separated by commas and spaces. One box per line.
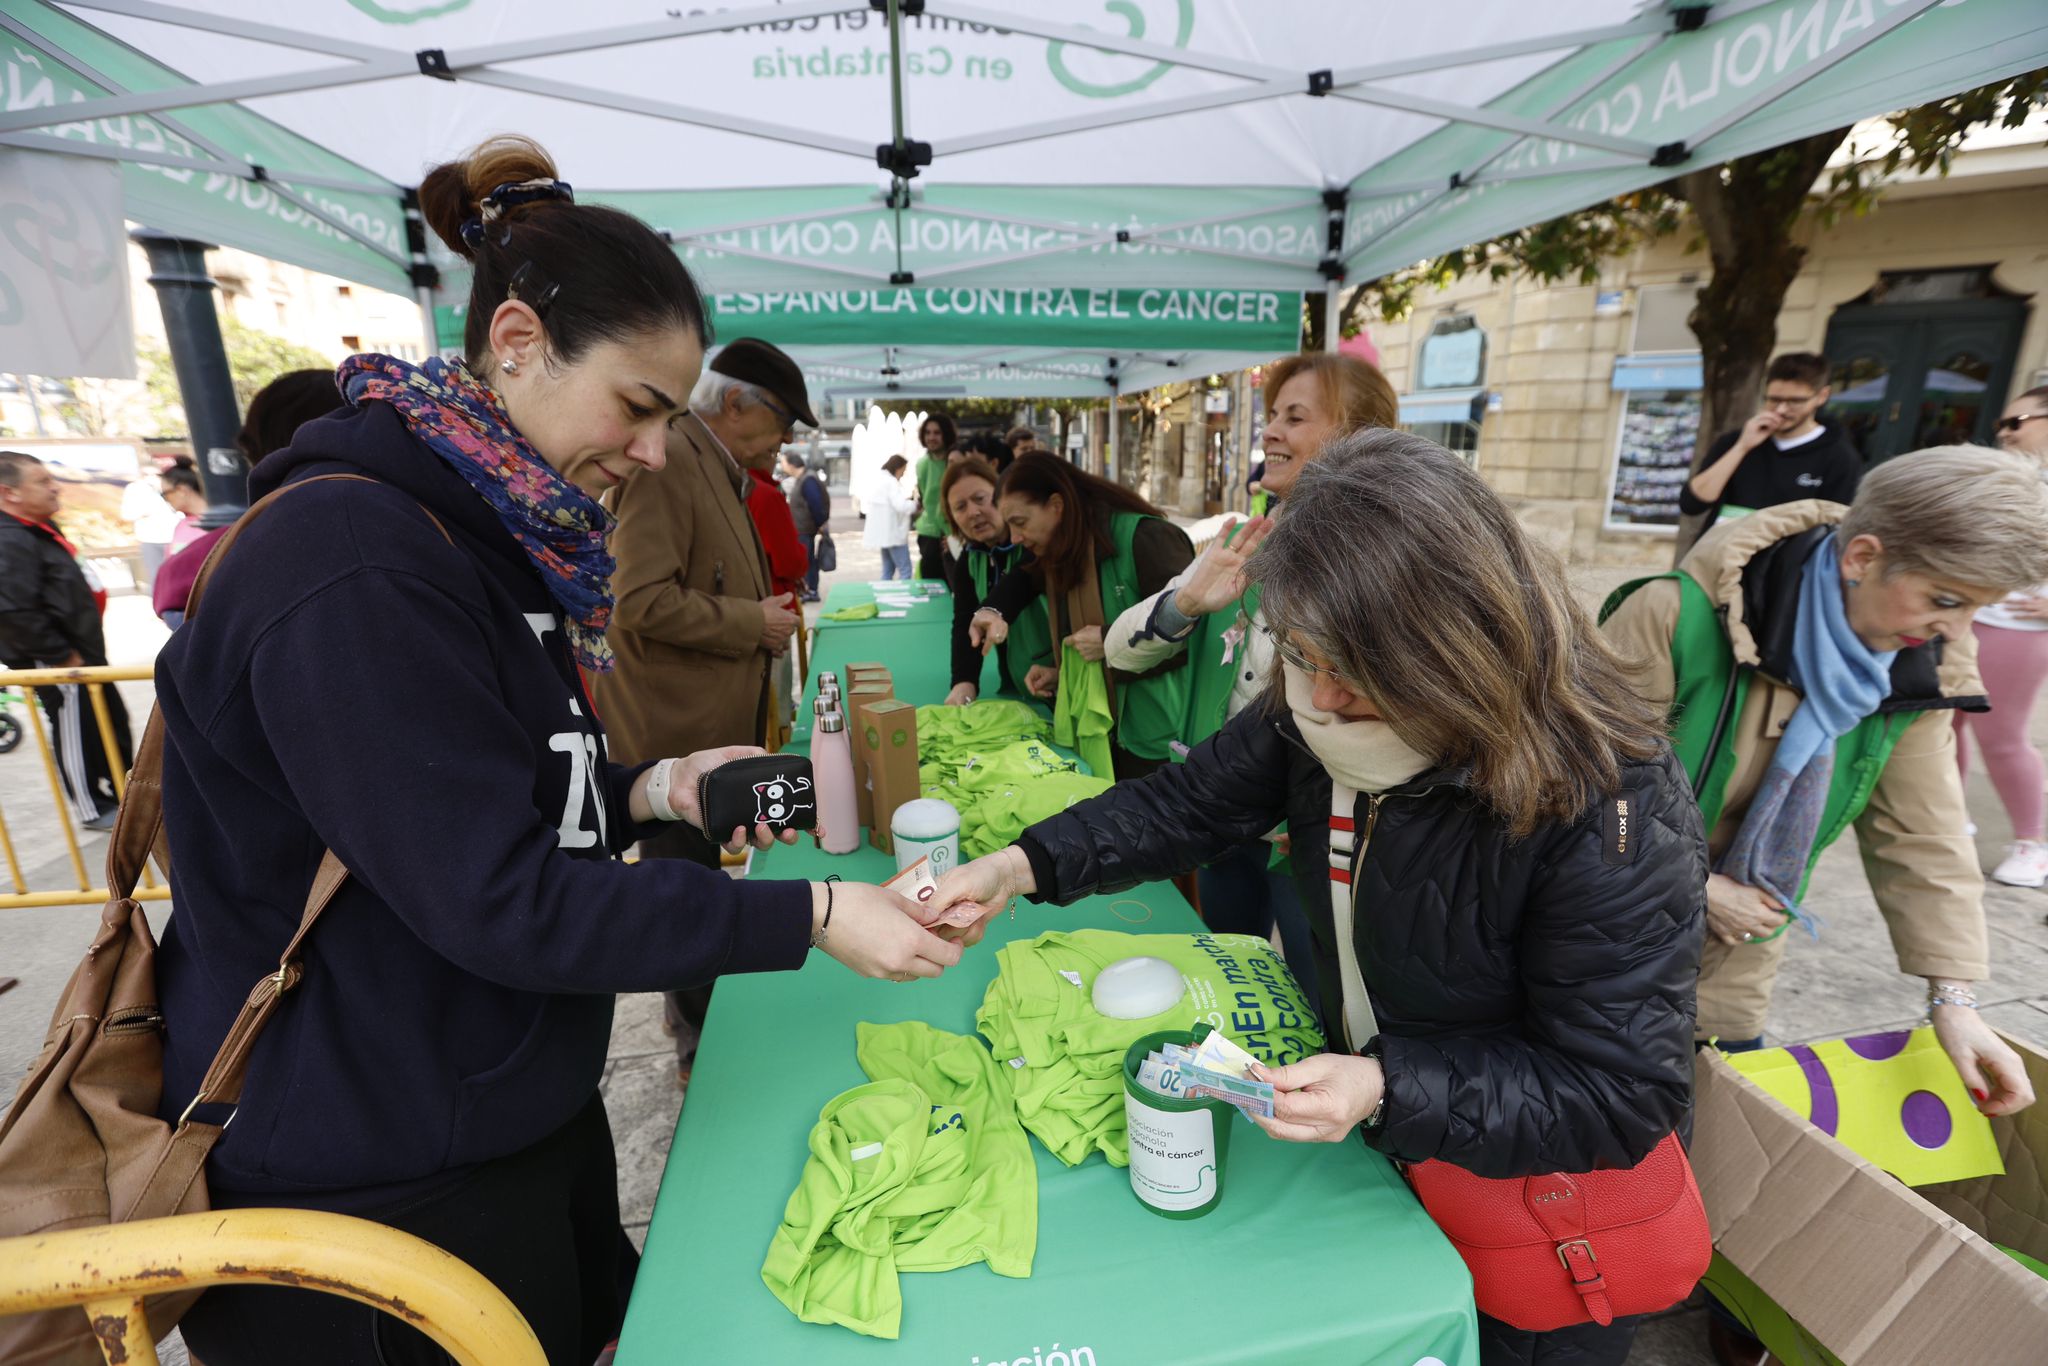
0, 1208, 545, 1365
0, 665, 165, 910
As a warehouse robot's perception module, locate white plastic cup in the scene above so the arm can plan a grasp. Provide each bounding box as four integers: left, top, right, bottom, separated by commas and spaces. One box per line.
891, 797, 961, 879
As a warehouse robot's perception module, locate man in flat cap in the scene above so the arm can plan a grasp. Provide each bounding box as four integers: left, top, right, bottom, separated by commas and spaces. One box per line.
595, 338, 817, 1081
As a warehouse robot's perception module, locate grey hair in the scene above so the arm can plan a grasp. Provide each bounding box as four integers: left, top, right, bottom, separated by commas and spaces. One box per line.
1838, 445, 2048, 594
690, 369, 773, 416
1250, 427, 1667, 837
0, 450, 44, 488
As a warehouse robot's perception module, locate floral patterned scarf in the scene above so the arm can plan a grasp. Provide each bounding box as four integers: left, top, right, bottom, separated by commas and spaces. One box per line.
338, 353, 617, 671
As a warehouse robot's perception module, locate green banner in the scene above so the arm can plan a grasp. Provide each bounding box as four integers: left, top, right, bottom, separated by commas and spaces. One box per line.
706, 286, 1299, 350
3, 0, 410, 294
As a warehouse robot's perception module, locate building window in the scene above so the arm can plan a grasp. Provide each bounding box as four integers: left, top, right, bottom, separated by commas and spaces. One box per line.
336, 285, 353, 298
1632, 285, 1698, 354
340, 335, 361, 352
1418, 313, 1486, 390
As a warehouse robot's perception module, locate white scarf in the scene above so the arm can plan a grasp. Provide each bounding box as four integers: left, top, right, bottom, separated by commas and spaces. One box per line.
1284, 664, 1433, 1052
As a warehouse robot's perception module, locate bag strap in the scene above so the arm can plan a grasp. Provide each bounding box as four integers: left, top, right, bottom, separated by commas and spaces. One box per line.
1523, 1172, 1616, 1327
117, 475, 452, 1191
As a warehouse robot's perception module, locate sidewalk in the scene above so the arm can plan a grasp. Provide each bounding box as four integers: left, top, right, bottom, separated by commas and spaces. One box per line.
3, 530, 2042, 1365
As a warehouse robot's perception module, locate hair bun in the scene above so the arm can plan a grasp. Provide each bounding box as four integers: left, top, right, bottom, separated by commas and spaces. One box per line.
418, 134, 562, 260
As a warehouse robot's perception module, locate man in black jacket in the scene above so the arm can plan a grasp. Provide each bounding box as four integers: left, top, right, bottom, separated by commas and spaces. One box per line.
1679, 352, 1862, 528
780, 450, 829, 602
0, 451, 132, 831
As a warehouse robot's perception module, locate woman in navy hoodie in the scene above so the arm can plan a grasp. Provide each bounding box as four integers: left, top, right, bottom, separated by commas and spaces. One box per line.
156, 136, 959, 1366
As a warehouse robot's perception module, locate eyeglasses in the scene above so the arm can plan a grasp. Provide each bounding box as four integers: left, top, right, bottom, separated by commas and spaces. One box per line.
1997, 413, 2048, 435
1762, 390, 1820, 411
1257, 623, 1353, 687
757, 391, 799, 433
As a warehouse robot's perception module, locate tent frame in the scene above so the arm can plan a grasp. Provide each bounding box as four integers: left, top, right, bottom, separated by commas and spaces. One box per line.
8, 0, 1808, 297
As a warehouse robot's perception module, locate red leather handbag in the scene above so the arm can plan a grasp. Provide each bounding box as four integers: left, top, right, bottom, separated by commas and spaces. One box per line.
1402, 1132, 1711, 1332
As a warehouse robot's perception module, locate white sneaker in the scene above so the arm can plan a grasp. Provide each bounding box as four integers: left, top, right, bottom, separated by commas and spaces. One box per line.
1991, 840, 2048, 888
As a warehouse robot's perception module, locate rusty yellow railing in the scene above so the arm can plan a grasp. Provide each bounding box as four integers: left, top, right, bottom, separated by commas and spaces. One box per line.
0, 666, 164, 910
0, 1209, 545, 1365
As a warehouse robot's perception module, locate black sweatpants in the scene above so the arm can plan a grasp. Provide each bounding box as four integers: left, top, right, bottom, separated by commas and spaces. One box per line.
1478, 1311, 1640, 1365
916, 533, 947, 583
34, 680, 131, 823
180, 1095, 637, 1366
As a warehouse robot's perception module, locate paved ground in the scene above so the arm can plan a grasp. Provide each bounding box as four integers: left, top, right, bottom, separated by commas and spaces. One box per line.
4, 523, 2043, 1366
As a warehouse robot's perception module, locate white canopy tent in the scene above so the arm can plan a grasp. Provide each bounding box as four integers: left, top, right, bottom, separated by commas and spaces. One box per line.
4, 0, 2045, 398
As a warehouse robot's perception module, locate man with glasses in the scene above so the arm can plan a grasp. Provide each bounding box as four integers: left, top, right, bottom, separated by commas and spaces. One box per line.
1680, 352, 1862, 529
593, 338, 817, 1083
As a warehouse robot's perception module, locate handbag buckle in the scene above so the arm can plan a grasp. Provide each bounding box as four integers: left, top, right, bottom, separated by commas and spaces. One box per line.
1557, 1239, 1597, 1274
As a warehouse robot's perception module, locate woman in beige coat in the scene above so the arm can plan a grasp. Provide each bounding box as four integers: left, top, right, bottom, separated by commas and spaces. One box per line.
1603, 446, 2045, 1114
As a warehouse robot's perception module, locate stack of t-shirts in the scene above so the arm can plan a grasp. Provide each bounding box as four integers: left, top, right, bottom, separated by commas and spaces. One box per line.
975, 929, 1325, 1167
762, 1022, 1036, 1339
915, 701, 1113, 858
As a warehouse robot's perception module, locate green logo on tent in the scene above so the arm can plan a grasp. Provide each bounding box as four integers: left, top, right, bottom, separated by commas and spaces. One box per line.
1047, 0, 1195, 99
346, 0, 473, 23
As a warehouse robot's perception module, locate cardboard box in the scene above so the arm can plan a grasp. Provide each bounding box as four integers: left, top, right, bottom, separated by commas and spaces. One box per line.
845, 663, 892, 689
856, 698, 919, 856
1692, 1035, 2048, 1365
845, 681, 894, 830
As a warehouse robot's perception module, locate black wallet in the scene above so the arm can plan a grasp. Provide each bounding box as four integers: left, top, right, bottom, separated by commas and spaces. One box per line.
698, 755, 818, 839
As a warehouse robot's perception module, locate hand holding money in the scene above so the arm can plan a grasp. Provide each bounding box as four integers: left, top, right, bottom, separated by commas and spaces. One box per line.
1246, 1052, 1385, 1144
1134, 1033, 1277, 1120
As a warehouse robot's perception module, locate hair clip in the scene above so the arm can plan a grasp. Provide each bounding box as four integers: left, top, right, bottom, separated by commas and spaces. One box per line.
507, 260, 560, 313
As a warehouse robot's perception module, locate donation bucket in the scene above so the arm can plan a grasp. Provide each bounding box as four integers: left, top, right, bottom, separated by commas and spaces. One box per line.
1121, 1026, 1237, 1220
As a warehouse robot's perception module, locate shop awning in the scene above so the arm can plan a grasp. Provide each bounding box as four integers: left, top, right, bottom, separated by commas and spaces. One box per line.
1400, 387, 1487, 425
1612, 354, 1704, 390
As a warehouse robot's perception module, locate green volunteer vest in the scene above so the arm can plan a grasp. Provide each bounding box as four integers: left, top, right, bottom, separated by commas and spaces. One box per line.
1100, 511, 1191, 762
1600, 571, 1916, 901
966, 543, 1050, 697
913, 455, 948, 539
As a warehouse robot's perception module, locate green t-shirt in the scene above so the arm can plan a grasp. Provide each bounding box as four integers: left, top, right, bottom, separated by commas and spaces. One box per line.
1051, 641, 1114, 779
911, 699, 1112, 856
761, 1022, 1036, 1340
976, 930, 1325, 1166
913, 455, 949, 539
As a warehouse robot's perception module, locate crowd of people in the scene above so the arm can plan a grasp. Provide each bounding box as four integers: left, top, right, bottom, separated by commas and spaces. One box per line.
2, 130, 2046, 1366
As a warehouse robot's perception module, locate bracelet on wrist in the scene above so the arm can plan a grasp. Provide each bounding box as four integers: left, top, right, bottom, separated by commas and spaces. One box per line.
1927, 983, 1980, 1012
643, 758, 682, 822
811, 875, 838, 949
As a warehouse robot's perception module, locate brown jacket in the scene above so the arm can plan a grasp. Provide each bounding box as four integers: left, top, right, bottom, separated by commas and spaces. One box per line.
593, 413, 773, 765
1602, 501, 1990, 1037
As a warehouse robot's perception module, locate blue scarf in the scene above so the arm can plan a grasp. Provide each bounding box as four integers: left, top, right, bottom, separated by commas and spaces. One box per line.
338, 354, 617, 672
1716, 532, 1897, 932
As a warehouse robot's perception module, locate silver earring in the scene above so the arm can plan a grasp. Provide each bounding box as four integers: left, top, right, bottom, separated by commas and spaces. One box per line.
1845, 578, 1860, 587
500, 358, 519, 375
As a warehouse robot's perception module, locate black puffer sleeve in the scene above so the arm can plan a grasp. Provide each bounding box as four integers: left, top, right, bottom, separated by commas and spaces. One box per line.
1015, 705, 1290, 899
1370, 748, 1707, 1177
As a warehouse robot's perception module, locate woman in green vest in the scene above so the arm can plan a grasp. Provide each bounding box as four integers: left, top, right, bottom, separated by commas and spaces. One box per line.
970, 453, 1194, 780
1602, 445, 2042, 1119
912, 412, 955, 581
1104, 352, 1395, 961
939, 455, 1048, 705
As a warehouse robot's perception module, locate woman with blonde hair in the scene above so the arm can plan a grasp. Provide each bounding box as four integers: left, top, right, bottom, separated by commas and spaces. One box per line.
1603, 445, 2044, 1113
1100, 350, 1395, 960
929, 428, 1707, 1364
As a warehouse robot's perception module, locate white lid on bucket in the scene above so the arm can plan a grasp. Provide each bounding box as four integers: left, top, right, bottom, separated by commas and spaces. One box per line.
890, 797, 960, 840
1092, 955, 1186, 1020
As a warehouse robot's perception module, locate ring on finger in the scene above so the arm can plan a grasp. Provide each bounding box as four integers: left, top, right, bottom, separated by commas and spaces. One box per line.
1740, 932, 1754, 942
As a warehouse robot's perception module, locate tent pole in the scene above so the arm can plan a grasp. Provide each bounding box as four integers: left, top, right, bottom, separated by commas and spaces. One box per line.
1323, 283, 1340, 353
132, 230, 246, 526
417, 285, 439, 359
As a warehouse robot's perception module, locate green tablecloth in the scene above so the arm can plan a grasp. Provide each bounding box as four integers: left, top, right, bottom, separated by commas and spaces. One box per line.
613, 836, 1477, 1365
814, 578, 956, 629
615, 601, 1478, 1365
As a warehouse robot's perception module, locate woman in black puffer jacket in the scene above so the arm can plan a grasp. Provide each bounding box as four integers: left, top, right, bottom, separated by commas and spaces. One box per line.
926, 430, 1707, 1366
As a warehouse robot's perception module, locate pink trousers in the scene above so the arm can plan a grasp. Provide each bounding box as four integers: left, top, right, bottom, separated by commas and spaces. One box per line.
1956, 622, 2048, 842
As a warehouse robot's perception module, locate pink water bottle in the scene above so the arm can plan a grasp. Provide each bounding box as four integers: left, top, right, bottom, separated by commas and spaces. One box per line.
812, 705, 860, 855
